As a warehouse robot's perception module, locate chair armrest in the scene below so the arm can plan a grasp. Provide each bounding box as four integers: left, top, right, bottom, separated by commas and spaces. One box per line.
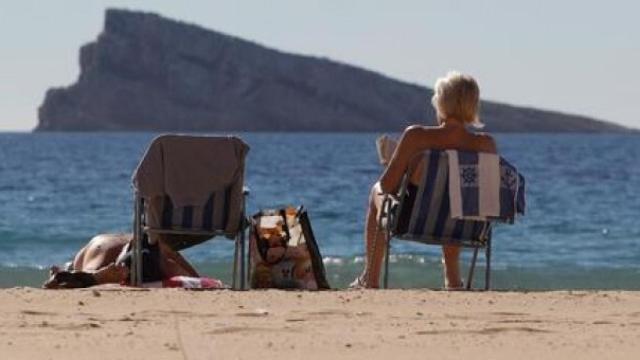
385, 192, 401, 203
377, 175, 409, 203
377, 176, 410, 230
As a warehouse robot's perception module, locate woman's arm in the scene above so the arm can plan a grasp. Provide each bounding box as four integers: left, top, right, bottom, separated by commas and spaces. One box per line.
379, 126, 420, 194
158, 241, 200, 277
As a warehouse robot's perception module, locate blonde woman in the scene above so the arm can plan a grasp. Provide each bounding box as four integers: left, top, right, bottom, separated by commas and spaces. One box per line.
353, 71, 497, 289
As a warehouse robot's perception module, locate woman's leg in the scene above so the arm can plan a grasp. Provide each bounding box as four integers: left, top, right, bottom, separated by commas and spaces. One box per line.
442, 245, 463, 289
355, 182, 464, 290
355, 183, 387, 288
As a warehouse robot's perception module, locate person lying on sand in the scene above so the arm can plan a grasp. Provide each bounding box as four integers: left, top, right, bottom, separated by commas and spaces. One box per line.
43, 233, 200, 289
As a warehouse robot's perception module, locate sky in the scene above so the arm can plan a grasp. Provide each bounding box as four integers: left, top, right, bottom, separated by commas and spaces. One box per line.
0, 0, 638, 131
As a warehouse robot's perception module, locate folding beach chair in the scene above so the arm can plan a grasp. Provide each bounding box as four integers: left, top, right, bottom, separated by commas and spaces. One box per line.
379, 150, 525, 290
130, 135, 250, 289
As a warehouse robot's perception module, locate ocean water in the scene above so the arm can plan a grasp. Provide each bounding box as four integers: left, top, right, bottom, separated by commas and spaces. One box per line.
0, 132, 639, 289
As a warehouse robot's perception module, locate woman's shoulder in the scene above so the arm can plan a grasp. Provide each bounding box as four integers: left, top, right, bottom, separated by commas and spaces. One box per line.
471, 132, 497, 153
399, 124, 443, 147
399, 124, 497, 153
402, 124, 443, 137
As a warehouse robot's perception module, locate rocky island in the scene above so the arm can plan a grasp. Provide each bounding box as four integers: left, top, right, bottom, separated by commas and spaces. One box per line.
36, 9, 631, 132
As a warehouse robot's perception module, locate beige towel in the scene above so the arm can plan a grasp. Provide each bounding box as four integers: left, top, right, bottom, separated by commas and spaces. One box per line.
133, 134, 249, 234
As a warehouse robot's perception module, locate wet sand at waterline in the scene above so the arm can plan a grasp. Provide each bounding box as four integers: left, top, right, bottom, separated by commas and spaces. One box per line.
1, 287, 639, 359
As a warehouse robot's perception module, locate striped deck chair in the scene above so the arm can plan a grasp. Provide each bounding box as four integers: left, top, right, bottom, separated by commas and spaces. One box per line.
379, 150, 525, 290
130, 135, 250, 289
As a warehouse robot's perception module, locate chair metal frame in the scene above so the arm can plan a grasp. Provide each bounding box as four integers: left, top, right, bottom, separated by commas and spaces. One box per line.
379, 177, 493, 290
129, 189, 250, 290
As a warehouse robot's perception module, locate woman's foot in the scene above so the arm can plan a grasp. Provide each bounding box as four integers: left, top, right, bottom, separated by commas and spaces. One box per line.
441, 255, 464, 290
348, 275, 366, 289
444, 280, 466, 291
349, 274, 378, 289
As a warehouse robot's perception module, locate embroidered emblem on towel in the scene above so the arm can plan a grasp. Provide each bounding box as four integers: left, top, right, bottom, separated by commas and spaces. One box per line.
500, 166, 518, 190
460, 165, 478, 187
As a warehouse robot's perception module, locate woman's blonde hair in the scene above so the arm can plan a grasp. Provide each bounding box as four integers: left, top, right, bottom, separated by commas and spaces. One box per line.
431, 71, 483, 128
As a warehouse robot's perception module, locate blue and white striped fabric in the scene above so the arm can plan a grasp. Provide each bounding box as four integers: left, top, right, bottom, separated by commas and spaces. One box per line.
447, 150, 525, 223
395, 150, 525, 245
396, 150, 492, 246
159, 187, 232, 231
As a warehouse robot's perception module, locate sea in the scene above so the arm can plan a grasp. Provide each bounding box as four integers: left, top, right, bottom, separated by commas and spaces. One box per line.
1, 132, 639, 289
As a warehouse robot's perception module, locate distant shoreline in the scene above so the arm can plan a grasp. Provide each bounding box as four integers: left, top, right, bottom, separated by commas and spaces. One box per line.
7, 129, 639, 134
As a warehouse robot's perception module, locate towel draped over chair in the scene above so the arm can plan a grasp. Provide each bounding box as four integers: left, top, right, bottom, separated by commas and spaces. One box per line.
130, 134, 250, 288
133, 135, 249, 239
382, 149, 526, 289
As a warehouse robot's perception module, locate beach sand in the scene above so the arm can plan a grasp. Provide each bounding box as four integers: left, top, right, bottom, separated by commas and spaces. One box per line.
1, 287, 639, 359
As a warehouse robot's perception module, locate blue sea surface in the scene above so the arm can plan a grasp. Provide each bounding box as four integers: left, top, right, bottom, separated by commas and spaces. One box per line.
0, 132, 639, 289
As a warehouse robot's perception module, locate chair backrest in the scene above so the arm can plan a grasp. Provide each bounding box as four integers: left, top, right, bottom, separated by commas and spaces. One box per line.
392, 150, 523, 246
132, 135, 250, 238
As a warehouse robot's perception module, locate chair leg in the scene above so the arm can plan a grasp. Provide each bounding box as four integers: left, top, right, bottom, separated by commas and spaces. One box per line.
131, 195, 143, 287
232, 234, 239, 290
485, 238, 492, 291
467, 247, 479, 290
239, 224, 246, 290
130, 200, 137, 286
134, 233, 142, 287
383, 238, 391, 289
246, 225, 252, 288
380, 197, 392, 289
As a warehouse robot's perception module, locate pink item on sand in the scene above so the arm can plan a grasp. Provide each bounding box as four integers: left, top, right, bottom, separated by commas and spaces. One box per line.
162, 276, 225, 289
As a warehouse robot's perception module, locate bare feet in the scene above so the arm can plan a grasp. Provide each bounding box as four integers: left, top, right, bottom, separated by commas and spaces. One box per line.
441, 256, 464, 290
444, 280, 466, 291
349, 274, 378, 289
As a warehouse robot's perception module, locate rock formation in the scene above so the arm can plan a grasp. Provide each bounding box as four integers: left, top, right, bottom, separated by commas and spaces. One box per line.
36, 9, 631, 132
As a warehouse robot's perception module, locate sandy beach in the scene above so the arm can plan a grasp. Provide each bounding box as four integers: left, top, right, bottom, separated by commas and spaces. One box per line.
1, 288, 639, 359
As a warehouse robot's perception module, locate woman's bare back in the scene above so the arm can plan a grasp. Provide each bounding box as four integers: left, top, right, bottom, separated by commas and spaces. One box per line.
72, 233, 131, 271
380, 125, 497, 192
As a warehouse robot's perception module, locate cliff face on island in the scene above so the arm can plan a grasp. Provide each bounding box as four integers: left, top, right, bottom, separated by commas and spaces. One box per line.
36, 9, 631, 132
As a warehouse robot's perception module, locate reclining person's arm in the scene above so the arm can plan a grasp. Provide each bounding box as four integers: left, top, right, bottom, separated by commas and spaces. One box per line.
158, 240, 200, 278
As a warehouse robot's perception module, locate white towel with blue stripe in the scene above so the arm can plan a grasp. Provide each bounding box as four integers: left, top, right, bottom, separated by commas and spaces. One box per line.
447, 150, 525, 222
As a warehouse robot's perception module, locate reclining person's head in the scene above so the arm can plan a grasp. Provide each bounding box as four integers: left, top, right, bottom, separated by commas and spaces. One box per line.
431, 71, 483, 129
